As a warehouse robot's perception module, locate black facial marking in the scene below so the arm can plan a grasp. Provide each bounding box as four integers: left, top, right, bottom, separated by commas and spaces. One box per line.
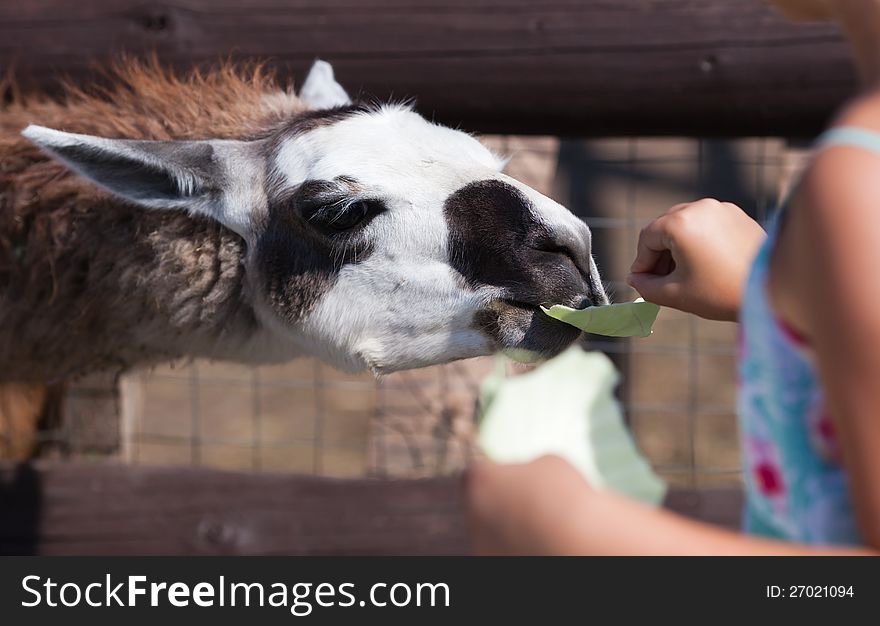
255, 105, 383, 324
257, 175, 375, 323
273, 177, 384, 235
444, 179, 594, 353
256, 210, 338, 325
444, 179, 589, 307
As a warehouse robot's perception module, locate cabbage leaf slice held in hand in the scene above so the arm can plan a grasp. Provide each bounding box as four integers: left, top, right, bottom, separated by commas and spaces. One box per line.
541, 298, 660, 338
478, 348, 667, 505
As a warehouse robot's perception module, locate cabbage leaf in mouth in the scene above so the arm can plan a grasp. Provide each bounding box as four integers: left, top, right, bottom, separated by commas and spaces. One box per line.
478, 347, 666, 505
541, 298, 660, 338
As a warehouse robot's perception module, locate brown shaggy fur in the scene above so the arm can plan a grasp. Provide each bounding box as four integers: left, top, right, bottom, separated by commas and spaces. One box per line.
0, 59, 308, 382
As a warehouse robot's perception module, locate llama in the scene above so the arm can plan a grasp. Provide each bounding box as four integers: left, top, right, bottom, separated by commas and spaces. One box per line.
0, 59, 606, 456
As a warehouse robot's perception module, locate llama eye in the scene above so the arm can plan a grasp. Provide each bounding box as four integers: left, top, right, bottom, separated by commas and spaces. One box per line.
322, 200, 378, 232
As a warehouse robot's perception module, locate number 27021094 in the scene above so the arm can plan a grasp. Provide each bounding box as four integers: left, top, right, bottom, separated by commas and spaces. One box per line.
766, 585, 854, 598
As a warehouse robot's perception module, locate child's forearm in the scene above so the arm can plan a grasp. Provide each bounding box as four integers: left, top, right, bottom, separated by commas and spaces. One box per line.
559, 489, 875, 556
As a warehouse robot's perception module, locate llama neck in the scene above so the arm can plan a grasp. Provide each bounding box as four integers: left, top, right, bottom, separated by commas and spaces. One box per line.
0, 200, 297, 381
106, 211, 293, 368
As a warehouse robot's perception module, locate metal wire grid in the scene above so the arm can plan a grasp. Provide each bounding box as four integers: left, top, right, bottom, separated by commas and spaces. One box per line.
561, 136, 787, 488
38, 135, 793, 488
120, 360, 376, 476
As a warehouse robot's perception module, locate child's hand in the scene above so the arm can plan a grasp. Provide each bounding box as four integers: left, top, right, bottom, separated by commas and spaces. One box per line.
627, 199, 766, 322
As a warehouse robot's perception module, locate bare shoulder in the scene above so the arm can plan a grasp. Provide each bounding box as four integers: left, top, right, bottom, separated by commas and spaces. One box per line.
769, 98, 880, 335
802, 91, 880, 222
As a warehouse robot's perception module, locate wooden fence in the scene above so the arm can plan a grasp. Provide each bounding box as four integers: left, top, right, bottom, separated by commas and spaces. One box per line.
0, 462, 743, 555
0, 0, 854, 136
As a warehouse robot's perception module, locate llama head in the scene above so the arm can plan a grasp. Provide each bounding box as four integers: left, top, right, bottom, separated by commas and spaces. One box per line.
22, 61, 606, 373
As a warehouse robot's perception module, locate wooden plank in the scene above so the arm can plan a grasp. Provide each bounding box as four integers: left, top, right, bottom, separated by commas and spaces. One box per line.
0, 0, 854, 136
0, 461, 743, 555
0, 462, 470, 555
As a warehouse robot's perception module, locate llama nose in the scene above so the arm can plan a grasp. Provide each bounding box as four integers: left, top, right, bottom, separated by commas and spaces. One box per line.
534, 220, 608, 306
535, 221, 593, 281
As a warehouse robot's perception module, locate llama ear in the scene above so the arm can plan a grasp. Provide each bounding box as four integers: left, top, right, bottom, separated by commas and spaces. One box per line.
299, 60, 351, 109
21, 125, 262, 238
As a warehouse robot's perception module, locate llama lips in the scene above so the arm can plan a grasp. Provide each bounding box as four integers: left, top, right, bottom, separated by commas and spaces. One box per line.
540, 298, 660, 338
477, 298, 581, 358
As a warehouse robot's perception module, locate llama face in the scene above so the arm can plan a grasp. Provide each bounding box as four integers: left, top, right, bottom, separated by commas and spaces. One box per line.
263, 104, 606, 372
22, 61, 606, 373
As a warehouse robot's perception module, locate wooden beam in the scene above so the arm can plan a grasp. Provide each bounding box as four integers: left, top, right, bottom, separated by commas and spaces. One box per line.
0, 1, 855, 137
0, 462, 743, 555
0, 462, 471, 555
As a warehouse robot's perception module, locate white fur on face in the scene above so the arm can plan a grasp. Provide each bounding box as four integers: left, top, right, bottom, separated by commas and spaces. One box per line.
269, 106, 597, 373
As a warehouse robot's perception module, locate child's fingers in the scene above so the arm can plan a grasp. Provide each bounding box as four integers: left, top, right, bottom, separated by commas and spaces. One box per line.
630, 217, 674, 274
653, 249, 676, 276
626, 270, 682, 307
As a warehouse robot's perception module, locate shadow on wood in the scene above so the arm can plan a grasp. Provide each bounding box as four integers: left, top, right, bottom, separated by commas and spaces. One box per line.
0, 462, 742, 555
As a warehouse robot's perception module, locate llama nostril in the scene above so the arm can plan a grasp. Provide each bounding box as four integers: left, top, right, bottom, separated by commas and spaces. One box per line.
535, 241, 591, 281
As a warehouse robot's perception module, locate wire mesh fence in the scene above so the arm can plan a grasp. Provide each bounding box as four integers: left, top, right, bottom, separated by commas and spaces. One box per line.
21, 134, 804, 490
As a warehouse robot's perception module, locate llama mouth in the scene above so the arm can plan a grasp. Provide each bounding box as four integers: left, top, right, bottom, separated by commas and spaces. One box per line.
500, 296, 593, 315
499, 298, 540, 312
477, 298, 583, 357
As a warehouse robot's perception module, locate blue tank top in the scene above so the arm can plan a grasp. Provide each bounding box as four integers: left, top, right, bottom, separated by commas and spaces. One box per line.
737, 127, 880, 544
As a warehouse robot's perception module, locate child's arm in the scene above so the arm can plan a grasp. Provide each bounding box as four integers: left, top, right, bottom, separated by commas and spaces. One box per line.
466, 456, 877, 555
627, 199, 766, 321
